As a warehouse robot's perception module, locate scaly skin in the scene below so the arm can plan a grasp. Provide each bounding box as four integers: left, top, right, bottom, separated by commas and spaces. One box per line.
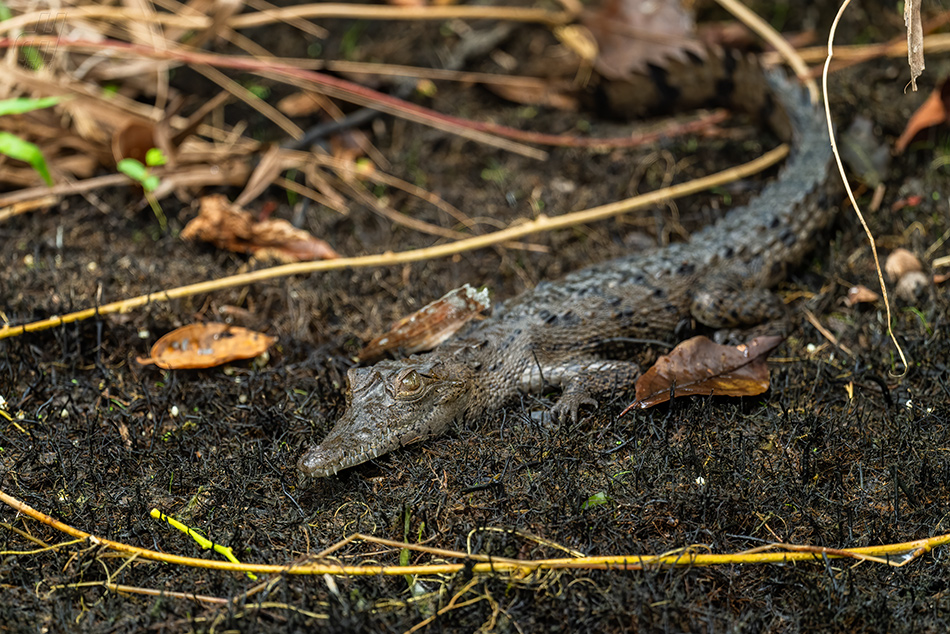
298, 70, 836, 478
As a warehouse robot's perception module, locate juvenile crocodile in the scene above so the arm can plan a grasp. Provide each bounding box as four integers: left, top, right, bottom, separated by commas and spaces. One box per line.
298, 60, 837, 478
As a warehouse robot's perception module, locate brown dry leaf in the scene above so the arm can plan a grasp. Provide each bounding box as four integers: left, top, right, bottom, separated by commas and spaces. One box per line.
181, 194, 340, 261
276, 91, 326, 117
934, 271, 950, 284
487, 79, 580, 111
136, 323, 276, 370
358, 284, 491, 362
621, 335, 784, 412
895, 76, 950, 153
846, 285, 881, 306
581, 0, 705, 80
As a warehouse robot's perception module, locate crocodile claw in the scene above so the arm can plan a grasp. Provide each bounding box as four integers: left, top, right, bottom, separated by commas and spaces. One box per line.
551, 383, 599, 423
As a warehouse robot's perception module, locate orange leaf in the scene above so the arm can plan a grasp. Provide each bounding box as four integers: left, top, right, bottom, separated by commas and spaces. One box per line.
137, 323, 276, 369
895, 76, 950, 154
621, 335, 784, 413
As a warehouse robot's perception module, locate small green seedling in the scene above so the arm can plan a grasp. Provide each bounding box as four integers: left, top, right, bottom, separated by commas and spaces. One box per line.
0, 96, 64, 186
117, 149, 168, 229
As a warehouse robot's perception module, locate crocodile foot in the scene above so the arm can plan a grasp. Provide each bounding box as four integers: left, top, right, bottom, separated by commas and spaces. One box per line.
551, 377, 600, 422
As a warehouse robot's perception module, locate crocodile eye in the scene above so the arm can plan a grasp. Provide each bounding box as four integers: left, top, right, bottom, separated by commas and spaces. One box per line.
398, 370, 421, 394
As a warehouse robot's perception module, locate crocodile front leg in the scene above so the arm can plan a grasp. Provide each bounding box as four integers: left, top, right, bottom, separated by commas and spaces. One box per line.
519, 359, 641, 422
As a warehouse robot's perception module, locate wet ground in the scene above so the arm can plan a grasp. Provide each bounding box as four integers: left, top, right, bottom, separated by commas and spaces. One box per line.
2, 2, 950, 632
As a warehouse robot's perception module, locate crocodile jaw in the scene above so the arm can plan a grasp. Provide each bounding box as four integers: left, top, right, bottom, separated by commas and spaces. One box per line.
298, 358, 473, 477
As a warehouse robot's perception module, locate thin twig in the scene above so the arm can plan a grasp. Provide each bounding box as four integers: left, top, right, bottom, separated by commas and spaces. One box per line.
0, 145, 790, 340
3, 489, 947, 575
822, 0, 909, 373
714, 0, 816, 101
0, 36, 547, 159
803, 308, 854, 358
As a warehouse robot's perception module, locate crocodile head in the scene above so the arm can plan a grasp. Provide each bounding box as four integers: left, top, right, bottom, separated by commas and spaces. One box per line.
297, 357, 474, 477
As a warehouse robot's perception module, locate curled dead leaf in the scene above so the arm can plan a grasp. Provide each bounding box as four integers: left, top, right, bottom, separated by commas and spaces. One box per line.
137, 323, 276, 370
358, 284, 491, 362
845, 284, 881, 306
621, 335, 784, 413
182, 194, 340, 261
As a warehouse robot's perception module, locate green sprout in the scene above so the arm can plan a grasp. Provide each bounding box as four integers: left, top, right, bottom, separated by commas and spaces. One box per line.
0, 96, 63, 186
117, 154, 167, 230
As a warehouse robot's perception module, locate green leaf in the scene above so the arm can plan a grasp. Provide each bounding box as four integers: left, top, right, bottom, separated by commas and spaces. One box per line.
19, 47, 45, 71
0, 96, 61, 116
581, 491, 610, 510
244, 83, 270, 100
145, 147, 167, 167
0, 131, 53, 185
117, 158, 160, 192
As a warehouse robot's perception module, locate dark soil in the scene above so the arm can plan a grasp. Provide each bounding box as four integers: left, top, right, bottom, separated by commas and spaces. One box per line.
2, 3, 950, 632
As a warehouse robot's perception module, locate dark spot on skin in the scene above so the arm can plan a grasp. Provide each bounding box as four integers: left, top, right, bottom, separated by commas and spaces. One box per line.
647, 63, 681, 108
621, 307, 636, 319
677, 262, 696, 276
713, 53, 737, 103
665, 303, 677, 313
780, 229, 798, 247
652, 287, 666, 299
538, 309, 551, 323
715, 77, 735, 104
723, 50, 739, 75
631, 274, 646, 285
769, 216, 781, 229
685, 49, 705, 66
760, 93, 778, 134
607, 296, 622, 307
721, 246, 735, 259
558, 311, 577, 325
636, 321, 649, 329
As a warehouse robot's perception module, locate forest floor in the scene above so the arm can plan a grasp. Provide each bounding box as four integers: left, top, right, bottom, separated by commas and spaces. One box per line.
1, 1, 949, 632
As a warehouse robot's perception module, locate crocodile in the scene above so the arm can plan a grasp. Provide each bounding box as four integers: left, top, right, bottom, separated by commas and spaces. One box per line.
298, 56, 837, 478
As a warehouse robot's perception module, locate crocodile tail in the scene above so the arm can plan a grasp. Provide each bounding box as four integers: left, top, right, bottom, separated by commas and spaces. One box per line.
590, 47, 795, 141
